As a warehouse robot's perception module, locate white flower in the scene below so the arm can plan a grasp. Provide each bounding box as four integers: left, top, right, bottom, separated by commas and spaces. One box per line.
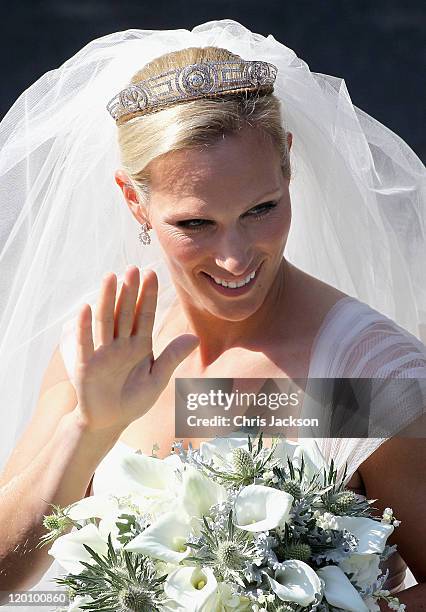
164, 566, 218, 611
67, 492, 151, 548
67, 493, 118, 521
123, 510, 191, 563
48, 523, 108, 574
233, 484, 293, 532
180, 465, 227, 522
116, 452, 182, 498
334, 516, 394, 554
267, 560, 322, 606
338, 553, 381, 590
313, 510, 339, 531
317, 565, 369, 611
381, 508, 402, 529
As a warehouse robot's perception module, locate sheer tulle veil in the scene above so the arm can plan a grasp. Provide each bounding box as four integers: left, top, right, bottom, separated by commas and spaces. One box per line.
0, 19, 425, 484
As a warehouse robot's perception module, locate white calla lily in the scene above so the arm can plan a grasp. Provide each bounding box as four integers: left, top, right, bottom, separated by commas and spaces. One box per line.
163, 451, 185, 468
67, 494, 118, 521
267, 560, 322, 606
317, 565, 369, 611
164, 566, 218, 611
97, 501, 147, 548
67, 491, 155, 548
116, 452, 182, 498
233, 484, 293, 532
334, 516, 394, 554
48, 523, 108, 574
181, 465, 227, 519
124, 511, 191, 563
338, 553, 381, 589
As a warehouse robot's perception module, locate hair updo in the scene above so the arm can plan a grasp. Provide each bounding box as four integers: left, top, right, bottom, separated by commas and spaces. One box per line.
117, 46, 291, 209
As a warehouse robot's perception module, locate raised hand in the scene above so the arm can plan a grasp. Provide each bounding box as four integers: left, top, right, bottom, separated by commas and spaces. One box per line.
73, 266, 199, 433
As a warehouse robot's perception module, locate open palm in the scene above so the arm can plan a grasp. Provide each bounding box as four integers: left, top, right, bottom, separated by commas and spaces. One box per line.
73, 266, 199, 433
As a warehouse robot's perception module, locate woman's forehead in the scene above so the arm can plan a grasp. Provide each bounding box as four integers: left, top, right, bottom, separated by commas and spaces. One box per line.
148, 128, 282, 202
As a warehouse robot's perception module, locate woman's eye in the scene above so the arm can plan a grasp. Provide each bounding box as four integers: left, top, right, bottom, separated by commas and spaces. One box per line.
177, 219, 210, 230
176, 201, 277, 231
248, 202, 278, 216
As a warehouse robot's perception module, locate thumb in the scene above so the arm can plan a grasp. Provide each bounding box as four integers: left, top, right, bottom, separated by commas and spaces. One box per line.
151, 333, 200, 385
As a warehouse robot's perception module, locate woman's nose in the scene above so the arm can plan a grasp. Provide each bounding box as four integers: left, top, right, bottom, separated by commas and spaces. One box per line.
214, 230, 253, 277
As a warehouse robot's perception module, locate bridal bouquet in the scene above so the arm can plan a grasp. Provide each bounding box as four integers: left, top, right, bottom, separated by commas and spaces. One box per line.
40, 435, 405, 611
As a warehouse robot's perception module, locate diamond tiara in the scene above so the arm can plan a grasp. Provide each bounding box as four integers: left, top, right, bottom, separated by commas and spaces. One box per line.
106, 60, 278, 123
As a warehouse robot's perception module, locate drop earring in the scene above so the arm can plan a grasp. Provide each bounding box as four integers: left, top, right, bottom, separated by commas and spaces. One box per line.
138, 222, 151, 245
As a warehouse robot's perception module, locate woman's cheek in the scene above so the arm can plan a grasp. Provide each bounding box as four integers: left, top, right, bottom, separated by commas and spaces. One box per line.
158, 226, 206, 264
258, 210, 290, 244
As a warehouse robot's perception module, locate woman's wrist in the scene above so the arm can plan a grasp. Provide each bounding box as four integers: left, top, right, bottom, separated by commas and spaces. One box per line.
55, 408, 125, 472
63, 405, 125, 446
32, 408, 124, 506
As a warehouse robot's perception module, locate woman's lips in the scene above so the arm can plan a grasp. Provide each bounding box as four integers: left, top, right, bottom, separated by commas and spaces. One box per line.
201, 262, 262, 296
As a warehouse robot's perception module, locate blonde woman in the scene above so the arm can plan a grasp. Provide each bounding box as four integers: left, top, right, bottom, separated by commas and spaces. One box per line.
0, 21, 425, 609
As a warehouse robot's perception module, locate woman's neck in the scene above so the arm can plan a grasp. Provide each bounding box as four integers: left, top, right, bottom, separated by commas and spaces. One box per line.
174, 258, 291, 368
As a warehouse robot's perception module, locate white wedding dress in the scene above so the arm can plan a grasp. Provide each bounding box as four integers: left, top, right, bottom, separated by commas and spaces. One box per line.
29, 294, 425, 607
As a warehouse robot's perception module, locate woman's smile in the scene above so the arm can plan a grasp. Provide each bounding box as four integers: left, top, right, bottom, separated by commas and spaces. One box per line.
200, 261, 264, 297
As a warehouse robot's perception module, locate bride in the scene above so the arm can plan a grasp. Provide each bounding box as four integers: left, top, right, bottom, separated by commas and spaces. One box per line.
0, 20, 425, 609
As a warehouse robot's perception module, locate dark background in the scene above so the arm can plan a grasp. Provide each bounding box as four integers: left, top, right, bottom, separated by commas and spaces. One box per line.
1, 1, 425, 161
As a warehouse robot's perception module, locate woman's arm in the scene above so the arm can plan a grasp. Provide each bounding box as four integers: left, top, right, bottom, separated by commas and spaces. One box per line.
0, 267, 198, 597
0, 408, 121, 596
359, 429, 426, 610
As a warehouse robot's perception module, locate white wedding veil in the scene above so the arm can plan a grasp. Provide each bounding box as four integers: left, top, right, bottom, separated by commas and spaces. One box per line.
0, 18, 425, 480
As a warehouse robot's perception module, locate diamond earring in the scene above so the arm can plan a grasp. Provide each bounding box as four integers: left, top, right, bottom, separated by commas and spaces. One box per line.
138, 222, 151, 245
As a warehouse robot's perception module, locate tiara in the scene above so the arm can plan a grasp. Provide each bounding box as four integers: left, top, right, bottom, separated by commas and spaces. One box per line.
106, 60, 277, 123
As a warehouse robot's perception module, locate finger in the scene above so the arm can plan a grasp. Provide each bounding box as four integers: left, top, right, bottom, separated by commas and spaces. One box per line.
76, 304, 94, 365
133, 269, 158, 343
95, 273, 117, 347
114, 265, 140, 338
151, 333, 199, 387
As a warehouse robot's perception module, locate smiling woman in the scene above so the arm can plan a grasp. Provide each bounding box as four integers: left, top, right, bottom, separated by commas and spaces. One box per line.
0, 19, 425, 611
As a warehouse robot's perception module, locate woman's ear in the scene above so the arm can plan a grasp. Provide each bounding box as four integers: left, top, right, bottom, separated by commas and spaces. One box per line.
287, 132, 293, 151
114, 169, 151, 228
115, 169, 138, 204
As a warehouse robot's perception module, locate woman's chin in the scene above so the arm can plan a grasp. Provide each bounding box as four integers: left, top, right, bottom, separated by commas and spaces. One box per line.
201, 296, 263, 322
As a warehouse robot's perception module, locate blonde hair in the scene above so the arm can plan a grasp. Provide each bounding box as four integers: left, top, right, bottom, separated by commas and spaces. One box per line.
117, 46, 291, 208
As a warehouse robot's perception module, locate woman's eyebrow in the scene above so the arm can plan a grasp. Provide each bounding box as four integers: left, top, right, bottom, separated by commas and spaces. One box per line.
166, 188, 283, 217
250, 187, 282, 205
